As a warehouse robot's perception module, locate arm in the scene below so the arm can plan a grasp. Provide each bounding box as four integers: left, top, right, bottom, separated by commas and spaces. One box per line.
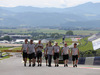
21, 44, 23, 54
21, 47, 23, 54
53, 47, 54, 55
35, 44, 38, 49
35, 44, 38, 52
53, 49, 54, 55
27, 47, 29, 54
41, 44, 43, 49
58, 46, 60, 53
78, 49, 80, 58
35, 48, 36, 54
46, 48, 48, 55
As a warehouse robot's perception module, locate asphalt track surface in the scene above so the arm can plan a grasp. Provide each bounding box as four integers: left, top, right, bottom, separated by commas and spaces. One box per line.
0, 54, 100, 75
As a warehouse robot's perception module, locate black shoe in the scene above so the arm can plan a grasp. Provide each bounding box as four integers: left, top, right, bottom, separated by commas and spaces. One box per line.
64, 65, 66, 67
57, 64, 59, 67
55, 65, 57, 67
34, 63, 36, 66
38, 64, 39, 67
29, 64, 31, 67
75, 64, 77, 67
32, 64, 35, 67
73, 65, 75, 67
32, 64, 34, 67
66, 64, 68, 67
46, 64, 48, 66
24, 64, 26, 67
40, 64, 42, 67
48, 65, 51, 67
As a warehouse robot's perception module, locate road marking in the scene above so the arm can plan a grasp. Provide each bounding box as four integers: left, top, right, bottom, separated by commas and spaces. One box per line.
78, 67, 100, 70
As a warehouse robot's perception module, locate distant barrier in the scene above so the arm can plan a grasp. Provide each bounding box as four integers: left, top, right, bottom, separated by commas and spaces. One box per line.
78, 57, 100, 65
78, 57, 86, 64
1, 50, 21, 52
93, 57, 100, 65
59, 56, 100, 65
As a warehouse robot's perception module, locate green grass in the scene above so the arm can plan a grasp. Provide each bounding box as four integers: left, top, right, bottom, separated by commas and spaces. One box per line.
0, 47, 12, 51
78, 37, 93, 52
0, 28, 32, 33
73, 30, 99, 35
0, 56, 10, 60
35, 28, 66, 34
0, 47, 22, 52
12, 47, 22, 50
53, 38, 72, 46
96, 49, 100, 56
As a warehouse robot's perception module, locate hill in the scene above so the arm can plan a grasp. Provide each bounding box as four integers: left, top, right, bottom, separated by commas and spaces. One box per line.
0, 2, 100, 28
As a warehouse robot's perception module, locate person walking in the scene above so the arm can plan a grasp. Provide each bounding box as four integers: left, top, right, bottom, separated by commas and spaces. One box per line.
46, 41, 53, 67
71, 43, 80, 67
21, 39, 28, 67
35, 40, 43, 67
61, 43, 70, 67
27, 40, 36, 67
44, 43, 48, 66
53, 42, 60, 67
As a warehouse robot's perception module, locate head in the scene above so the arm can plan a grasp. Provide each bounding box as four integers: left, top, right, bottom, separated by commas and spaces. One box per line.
49, 41, 52, 46
39, 40, 41, 44
25, 39, 28, 44
64, 43, 67, 47
46, 43, 48, 47
55, 42, 58, 46
74, 43, 77, 48
30, 39, 33, 44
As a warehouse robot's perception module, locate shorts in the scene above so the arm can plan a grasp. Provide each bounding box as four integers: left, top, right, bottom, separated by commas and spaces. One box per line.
28, 52, 35, 59
37, 51, 42, 59
72, 55, 78, 61
23, 52, 27, 58
45, 55, 48, 60
63, 54, 69, 60
53, 53, 59, 60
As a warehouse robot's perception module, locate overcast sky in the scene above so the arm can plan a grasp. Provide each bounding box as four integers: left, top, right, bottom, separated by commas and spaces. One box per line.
0, 0, 100, 8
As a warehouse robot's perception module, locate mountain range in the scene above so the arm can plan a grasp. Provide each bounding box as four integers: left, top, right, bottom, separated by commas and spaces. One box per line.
0, 2, 100, 29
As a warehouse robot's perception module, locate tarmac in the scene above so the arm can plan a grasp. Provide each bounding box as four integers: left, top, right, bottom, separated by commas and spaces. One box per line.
0, 54, 100, 75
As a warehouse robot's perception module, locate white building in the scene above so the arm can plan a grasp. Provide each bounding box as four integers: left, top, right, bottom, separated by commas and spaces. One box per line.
15, 39, 31, 43
92, 38, 100, 50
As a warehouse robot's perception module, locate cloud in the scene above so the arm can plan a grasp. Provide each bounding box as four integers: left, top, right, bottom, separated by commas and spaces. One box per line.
0, 0, 100, 8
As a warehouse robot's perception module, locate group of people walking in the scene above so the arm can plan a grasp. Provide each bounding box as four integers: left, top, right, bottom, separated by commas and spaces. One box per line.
21, 39, 80, 67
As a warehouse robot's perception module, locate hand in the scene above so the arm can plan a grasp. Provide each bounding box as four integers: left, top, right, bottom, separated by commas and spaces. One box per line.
78, 55, 80, 58
21, 52, 22, 54
27, 52, 29, 54
53, 53, 54, 56
69, 54, 71, 57
38, 46, 42, 48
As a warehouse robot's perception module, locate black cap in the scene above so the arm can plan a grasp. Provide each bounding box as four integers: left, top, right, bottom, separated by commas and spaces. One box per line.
74, 43, 77, 45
